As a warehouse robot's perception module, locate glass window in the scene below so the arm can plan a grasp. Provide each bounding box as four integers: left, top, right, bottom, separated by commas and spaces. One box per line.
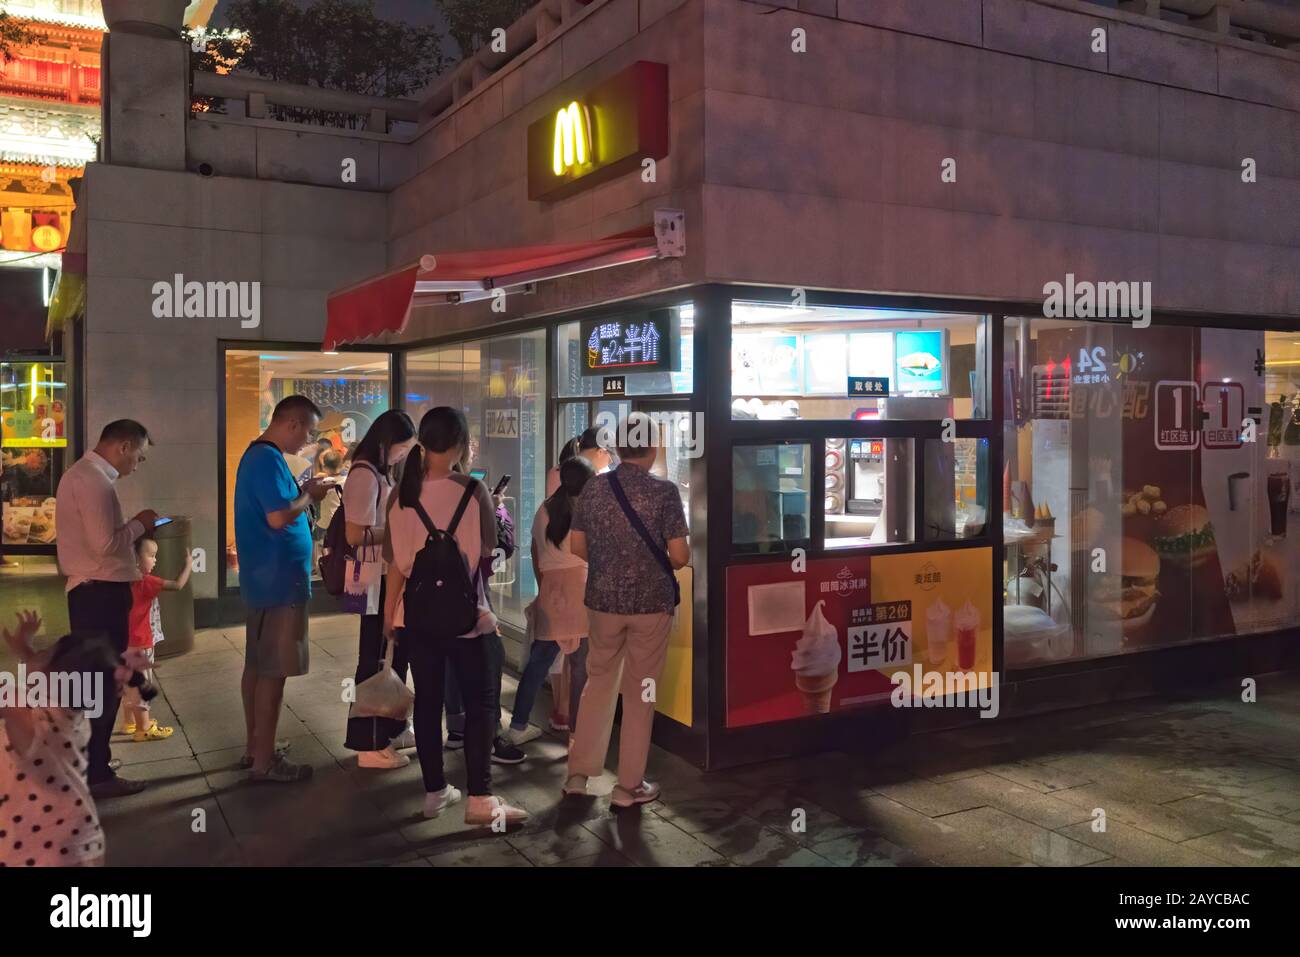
223, 350, 391, 591
733, 443, 810, 553
732, 301, 988, 420
556, 303, 694, 397
924, 438, 989, 542
406, 330, 548, 629
1, 359, 68, 548
825, 438, 914, 550
1002, 319, 1300, 667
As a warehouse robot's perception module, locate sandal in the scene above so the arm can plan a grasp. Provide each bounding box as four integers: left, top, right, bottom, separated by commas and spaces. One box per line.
237, 740, 291, 769
133, 721, 174, 742
247, 755, 313, 784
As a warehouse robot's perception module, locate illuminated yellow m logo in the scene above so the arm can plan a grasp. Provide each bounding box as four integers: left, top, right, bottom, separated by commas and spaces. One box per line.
552, 101, 590, 176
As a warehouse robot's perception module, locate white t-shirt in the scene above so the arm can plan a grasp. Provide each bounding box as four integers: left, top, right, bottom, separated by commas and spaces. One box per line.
387, 472, 497, 635
341, 462, 389, 531
341, 462, 389, 615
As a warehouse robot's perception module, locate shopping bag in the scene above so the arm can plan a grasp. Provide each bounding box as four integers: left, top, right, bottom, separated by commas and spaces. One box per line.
341, 529, 382, 614
350, 641, 413, 721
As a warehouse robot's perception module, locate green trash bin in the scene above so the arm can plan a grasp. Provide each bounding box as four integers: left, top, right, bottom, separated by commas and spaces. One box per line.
152, 516, 195, 659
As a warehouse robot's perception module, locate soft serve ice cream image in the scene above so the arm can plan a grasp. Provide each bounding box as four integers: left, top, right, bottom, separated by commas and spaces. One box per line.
790, 600, 842, 714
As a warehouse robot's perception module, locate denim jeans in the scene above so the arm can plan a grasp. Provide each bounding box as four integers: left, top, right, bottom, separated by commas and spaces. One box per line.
509, 640, 562, 730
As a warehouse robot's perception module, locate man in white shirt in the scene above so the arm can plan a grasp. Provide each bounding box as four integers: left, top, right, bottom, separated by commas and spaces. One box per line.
56, 419, 159, 798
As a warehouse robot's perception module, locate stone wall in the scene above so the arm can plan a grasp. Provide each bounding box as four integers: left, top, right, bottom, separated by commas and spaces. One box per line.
699, 0, 1300, 317
81, 163, 387, 600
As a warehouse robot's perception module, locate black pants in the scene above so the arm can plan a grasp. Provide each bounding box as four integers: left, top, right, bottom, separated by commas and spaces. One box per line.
67, 580, 133, 785
404, 630, 503, 797
343, 581, 409, 752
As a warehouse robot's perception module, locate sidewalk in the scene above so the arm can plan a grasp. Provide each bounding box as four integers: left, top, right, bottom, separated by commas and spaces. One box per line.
85, 614, 1300, 867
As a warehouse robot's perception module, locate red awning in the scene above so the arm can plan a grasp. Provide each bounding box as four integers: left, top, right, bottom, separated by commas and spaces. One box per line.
323, 224, 665, 351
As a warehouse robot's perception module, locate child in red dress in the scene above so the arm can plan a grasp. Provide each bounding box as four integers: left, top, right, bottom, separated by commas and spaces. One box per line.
125, 537, 191, 741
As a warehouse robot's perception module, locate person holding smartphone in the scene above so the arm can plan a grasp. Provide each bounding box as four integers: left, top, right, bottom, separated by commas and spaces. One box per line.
55, 419, 161, 798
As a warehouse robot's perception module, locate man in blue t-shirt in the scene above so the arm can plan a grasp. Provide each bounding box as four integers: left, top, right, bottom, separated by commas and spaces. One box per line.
234, 395, 330, 783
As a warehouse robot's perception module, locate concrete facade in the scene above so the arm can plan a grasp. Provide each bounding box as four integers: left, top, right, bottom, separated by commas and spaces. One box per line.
81, 164, 387, 601
79, 0, 1300, 604
390, 0, 1300, 338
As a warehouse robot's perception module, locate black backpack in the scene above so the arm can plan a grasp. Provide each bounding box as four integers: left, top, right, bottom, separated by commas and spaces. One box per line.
402, 482, 481, 639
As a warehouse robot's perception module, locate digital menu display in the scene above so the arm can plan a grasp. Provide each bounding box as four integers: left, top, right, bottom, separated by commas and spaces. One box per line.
579, 310, 679, 376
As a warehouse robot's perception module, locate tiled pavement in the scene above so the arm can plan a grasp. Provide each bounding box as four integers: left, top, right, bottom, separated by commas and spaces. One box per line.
72, 613, 1300, 867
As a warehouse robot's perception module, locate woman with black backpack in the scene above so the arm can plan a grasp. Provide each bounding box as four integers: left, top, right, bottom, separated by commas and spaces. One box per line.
383, 407, 528, 826
339, 410, 418, 769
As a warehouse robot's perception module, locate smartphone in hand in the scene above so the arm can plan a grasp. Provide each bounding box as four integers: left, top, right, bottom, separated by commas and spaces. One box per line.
493, 474, 512, 496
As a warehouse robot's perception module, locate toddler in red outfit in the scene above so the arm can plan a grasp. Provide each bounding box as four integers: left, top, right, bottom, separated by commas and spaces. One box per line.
125, 537, 191, 741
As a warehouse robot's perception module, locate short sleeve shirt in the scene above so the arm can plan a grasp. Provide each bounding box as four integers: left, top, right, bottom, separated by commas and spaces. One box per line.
234, 441, 312, 609
342, 463, 389, 531
129, 575, 165, 648
572, 463, 688, 615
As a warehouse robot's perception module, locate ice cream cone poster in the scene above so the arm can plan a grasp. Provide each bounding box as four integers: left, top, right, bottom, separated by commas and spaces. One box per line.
725, 549, 994, 728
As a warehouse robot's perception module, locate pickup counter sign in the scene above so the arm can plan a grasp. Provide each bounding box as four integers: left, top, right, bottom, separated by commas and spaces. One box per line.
527, 61, 670, 201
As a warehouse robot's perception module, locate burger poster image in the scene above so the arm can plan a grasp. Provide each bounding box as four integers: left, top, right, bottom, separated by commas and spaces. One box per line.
724, 550, 994, 728
1038, 324, 1288, 650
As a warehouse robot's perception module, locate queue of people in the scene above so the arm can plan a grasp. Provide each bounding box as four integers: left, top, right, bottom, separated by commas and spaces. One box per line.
2, 398, 690, 866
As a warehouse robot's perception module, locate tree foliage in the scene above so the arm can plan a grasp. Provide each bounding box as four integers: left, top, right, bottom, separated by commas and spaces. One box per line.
0, 11, 36, 63
193, 0, 446, 99
436, 0, 538, 58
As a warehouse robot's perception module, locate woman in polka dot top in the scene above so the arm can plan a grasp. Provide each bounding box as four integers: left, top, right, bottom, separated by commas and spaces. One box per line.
1, 611, 149, 867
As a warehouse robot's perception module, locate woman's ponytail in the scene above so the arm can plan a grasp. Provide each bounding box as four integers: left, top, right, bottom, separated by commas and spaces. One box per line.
398, 444, 424, 509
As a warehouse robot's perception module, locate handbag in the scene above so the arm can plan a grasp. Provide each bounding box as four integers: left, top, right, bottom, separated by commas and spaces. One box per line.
608, 470, 680, 607
341, 526, 382, 614
350, 640, 413, 721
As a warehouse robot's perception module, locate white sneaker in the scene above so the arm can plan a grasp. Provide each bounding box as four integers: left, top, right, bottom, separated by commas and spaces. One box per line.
504, 724, 542, 747
423, 785, 462, 818
390, 727, 416, 751
357, 746, 410, 769
611, 780, 661, 808
465, 794, 529, 827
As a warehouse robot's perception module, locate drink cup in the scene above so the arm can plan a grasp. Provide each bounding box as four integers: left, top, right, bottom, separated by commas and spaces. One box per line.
926, 601, 951, 666
955, 602, 979, 671
1268, 471, 1290, 538
1227, 472, 1249, 512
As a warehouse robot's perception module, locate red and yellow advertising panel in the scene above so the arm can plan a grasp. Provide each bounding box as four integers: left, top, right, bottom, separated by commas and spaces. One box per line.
725, 548, 994, 728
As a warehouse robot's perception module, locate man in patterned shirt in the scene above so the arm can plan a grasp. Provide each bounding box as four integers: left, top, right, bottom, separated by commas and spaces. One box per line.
563, 412, 689, 808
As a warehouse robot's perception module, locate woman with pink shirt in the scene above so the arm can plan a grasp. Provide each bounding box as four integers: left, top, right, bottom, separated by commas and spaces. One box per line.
383, 407, 527, 827
505, 457, 594, 747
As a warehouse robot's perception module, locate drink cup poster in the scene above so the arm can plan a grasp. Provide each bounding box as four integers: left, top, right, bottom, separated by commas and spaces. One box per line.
725, 549, 994, 728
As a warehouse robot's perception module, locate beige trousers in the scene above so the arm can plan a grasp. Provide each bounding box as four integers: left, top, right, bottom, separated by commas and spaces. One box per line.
567, 607, 673, 790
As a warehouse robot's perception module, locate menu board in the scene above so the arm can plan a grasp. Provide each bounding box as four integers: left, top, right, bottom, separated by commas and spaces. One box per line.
725, 548, 994, 727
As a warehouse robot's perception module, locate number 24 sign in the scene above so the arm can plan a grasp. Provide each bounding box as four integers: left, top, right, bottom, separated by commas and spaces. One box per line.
1153, 380, 1245, 451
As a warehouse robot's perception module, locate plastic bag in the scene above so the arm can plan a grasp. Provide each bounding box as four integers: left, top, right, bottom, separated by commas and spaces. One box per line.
350, 641, 414, 721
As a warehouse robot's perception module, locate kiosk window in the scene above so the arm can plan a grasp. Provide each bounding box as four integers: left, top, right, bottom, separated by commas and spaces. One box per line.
825, 438, 915, 550
731, 302, 988, 421
733, 443, 811, 553
924, 438, 990, 542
